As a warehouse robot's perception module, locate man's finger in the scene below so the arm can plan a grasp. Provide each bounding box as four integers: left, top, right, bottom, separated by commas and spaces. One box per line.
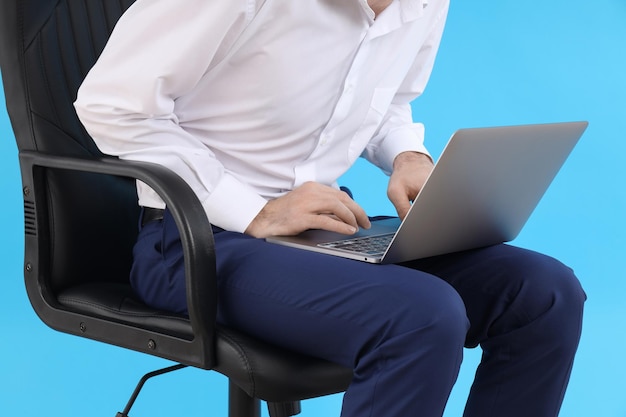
341, 196, 371, 229
308, 213, 358, 235
388, 188, 411, 220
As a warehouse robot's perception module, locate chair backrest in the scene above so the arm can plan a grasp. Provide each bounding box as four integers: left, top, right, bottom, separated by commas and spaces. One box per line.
1, 0, 138, 292
1, 0, 355, 399
1, 0, 218, 369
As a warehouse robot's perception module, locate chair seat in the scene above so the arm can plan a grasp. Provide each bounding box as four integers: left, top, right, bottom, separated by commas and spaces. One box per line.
58, 283, 353, 402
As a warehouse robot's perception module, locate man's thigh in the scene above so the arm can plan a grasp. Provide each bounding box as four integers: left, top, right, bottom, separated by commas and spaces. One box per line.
213, 230, 466, 367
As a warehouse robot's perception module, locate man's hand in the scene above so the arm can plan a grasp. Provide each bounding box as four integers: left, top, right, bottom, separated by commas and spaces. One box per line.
387, 151, 434, 220
245, 182, 371, 238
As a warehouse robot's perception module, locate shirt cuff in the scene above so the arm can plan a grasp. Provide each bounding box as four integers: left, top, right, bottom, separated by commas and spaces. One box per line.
377, 123, 431, 174
201, 173, 268, 233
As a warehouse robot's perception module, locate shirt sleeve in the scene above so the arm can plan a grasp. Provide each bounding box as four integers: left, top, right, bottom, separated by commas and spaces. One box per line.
74, 0, 267, 233
362, 0, 449, 174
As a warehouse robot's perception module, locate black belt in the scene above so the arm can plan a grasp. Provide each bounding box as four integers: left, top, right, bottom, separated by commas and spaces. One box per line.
141, 207, 165, 226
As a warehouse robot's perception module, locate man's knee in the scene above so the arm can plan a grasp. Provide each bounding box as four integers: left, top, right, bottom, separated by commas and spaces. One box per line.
540, 257, 586, 345
370, 274, 469, 351
518, 252, 585, 315
502, 251, 586, 348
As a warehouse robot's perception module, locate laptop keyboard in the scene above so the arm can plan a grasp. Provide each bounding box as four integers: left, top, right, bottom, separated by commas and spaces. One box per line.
318, 233, 394, 256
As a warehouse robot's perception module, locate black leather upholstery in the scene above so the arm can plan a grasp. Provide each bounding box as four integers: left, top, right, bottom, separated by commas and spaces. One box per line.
0, 0, 352, 415
57, 282, 350, 402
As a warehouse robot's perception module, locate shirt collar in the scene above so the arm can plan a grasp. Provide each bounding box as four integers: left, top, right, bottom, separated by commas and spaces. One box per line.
357, 0, 376, 21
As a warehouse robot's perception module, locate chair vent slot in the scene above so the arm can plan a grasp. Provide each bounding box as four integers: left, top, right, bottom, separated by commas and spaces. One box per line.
24, 201, 37, 236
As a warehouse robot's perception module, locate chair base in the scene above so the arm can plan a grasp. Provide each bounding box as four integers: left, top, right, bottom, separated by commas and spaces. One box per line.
116, 364, 188, 417
228, 381, 261, 417
228, 381, 302, 417
116, 365, 302, 417
267, 400, 301, 417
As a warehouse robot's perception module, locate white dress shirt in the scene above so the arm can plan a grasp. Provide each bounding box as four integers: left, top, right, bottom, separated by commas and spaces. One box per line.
75, 0, 449, 233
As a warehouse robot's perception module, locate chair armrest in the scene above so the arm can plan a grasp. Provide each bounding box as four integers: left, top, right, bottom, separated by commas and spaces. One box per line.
19, 150, 217, 368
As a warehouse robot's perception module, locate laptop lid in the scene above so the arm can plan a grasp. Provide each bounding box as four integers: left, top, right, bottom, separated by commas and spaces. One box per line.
266, 121, 588, 264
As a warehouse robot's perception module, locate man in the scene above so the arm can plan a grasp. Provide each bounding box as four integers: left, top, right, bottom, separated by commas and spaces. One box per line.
74, 1, 585, 416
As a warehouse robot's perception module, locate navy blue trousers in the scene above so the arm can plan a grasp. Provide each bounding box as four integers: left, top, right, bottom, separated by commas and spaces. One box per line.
131, 209, 585, 417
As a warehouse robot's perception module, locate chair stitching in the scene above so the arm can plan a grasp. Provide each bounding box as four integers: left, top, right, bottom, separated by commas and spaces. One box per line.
216, 330, 257, 397
57, 296, 190, 323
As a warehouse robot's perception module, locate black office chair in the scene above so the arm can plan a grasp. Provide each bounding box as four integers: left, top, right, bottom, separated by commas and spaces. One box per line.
0, 1, 353, 416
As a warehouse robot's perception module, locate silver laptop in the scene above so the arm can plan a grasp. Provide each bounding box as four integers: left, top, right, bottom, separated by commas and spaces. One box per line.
266, 121, 588, 264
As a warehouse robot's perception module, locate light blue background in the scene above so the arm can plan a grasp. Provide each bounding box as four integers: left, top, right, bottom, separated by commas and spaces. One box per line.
1, 1, 624, 416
